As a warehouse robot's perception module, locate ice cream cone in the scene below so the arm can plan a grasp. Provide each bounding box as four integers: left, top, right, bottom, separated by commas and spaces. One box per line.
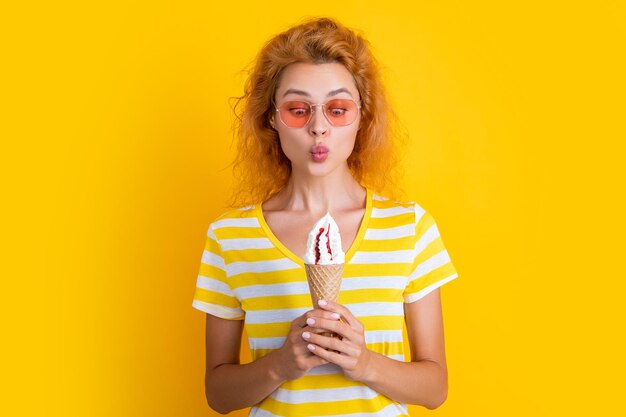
305, 263, 343, 338
305, 263, 343, 305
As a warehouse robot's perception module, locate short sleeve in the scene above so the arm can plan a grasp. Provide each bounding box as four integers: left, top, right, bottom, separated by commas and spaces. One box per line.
403, 205, 459, 303
192, 223, 245, 320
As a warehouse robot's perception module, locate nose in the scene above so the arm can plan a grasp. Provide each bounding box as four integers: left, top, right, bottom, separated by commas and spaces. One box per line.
308, 105, 329, 137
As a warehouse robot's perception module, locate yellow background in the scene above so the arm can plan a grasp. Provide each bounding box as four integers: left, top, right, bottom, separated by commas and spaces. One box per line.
2, 1, 625, 416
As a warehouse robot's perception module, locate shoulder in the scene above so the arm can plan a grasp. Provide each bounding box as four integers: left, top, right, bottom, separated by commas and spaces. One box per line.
205, 205, 260, 241
370, 191, 426, 218
371, 191, 415, 208
370, 191, 434, 229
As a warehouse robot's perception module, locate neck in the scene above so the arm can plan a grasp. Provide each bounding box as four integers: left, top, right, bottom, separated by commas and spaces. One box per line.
275, 166, 365, 215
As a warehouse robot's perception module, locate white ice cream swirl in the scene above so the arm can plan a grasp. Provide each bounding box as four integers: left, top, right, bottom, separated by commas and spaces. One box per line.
304, 212, 345, 265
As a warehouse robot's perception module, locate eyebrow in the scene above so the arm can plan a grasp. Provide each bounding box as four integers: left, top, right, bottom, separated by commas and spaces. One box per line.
281, 87, 354, 98
327, 88, 354, 97
282, 88, 311, 97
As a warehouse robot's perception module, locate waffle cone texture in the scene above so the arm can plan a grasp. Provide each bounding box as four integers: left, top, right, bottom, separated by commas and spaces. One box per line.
305, 263, 344, 307
305, 263, 344, 341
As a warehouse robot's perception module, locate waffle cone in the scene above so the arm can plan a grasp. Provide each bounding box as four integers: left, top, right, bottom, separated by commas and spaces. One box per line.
305, 263, 344, 306
305, 263, 344, 340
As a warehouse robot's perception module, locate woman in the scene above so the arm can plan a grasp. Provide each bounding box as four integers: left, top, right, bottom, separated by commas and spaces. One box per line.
192, 18, 458, 416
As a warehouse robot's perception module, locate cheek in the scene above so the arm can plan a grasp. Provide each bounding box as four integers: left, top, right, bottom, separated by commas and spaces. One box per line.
340, 130, 359, 154
277, 132, 300, 161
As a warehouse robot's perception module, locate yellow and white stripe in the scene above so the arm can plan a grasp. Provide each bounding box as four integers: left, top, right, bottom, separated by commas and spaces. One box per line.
193, 189, 458, 416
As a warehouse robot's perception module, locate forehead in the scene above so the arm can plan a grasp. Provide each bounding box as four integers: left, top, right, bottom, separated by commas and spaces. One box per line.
275, 62, 359, 100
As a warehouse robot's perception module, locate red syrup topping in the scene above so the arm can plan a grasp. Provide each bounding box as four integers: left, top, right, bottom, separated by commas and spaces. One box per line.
314, 227, 324, 264
325, 223, 333, 261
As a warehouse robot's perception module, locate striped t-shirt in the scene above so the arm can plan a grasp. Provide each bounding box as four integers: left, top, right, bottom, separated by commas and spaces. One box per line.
192, 189, 458, 417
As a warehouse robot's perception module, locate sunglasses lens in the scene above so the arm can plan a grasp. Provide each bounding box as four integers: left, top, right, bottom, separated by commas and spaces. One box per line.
277, 99, 360, 127
279, 101, 311, 128
324, 99, 359, 126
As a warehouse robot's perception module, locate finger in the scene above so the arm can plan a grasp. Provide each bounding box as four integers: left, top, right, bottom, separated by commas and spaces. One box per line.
306, 354, 329, 368
318, 300, 362, 329
301, 325, 334, 336
303, 332, 359, 357
306, 308, 342, 321
305, 317, 358, 341
296, 309, 341, 328
304, 316, 344, 331
306, 342, 349, 367
293, 310, 316, 328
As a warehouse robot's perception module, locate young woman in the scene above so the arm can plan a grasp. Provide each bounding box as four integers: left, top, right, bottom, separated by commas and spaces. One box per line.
192, 18, 458, 417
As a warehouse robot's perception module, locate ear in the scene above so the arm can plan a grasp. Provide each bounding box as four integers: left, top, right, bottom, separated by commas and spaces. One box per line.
269, 115, 276, 129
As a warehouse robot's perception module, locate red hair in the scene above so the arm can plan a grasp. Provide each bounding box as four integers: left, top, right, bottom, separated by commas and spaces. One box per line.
230, 17, 403, 206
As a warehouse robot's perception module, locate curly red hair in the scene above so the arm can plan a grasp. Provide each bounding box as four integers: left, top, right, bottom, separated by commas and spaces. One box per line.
230, 17, 403, 207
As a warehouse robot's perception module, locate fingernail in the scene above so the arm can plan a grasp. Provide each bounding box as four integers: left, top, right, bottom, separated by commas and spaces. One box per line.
331, 313, 340, 320
306, 318, 316, 326
302, 332, 311, 340
319, 300, 327, 306
307, 344, 315, 351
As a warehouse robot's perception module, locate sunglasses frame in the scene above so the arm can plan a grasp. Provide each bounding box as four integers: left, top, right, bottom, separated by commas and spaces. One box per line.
274, 99, 362, 128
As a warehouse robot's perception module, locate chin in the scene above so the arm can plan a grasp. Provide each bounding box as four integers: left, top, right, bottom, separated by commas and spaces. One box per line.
307, 161, 346, 178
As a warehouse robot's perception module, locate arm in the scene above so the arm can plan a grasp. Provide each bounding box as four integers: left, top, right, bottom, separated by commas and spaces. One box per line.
204, 314, 279, 414
204, 312, 331, 414
303, 289, 448, 409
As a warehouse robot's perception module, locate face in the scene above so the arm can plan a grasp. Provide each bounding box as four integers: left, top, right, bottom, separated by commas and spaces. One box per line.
272, 62, 361, 179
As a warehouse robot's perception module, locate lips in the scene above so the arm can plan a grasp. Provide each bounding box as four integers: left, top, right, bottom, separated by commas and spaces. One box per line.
310, 144, 329, 162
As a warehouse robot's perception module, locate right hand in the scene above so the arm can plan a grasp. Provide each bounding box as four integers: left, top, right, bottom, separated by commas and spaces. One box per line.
272, 308, 340, 380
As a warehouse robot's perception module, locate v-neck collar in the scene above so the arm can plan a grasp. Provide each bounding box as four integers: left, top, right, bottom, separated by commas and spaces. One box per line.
255, 188, 372, 267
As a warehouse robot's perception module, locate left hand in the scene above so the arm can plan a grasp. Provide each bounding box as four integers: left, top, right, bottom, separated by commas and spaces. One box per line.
301, 300, 372, 382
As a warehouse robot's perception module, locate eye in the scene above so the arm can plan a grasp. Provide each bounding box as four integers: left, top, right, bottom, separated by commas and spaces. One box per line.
329, 107, 346, 117
326, 100, 353, 118
284, 102, 310, 118
290, 108, 308, 117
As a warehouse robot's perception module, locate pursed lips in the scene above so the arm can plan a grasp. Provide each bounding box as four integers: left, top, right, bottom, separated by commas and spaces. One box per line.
310, 144, 329, 162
